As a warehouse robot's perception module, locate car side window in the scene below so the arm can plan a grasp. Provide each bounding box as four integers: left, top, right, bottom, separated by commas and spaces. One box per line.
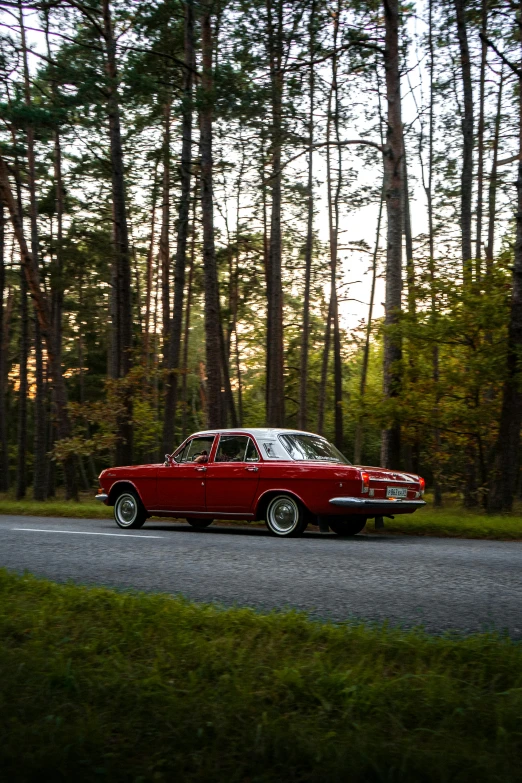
215, 435, 250, 463
245, 438, 260, 462
178, 436, 215, 463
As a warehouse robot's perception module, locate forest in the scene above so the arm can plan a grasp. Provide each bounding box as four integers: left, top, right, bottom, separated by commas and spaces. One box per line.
0, 0, 521, 512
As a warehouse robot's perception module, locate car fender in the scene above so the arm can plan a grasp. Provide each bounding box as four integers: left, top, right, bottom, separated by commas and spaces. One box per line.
254, 487, 310, 520
107, 479, 146, 509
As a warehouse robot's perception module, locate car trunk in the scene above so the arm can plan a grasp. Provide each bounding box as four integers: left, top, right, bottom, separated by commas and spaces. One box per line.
360, 467, 422, 501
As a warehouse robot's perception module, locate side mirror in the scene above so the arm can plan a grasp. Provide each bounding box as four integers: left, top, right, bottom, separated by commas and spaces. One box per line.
164, 454, 172, 467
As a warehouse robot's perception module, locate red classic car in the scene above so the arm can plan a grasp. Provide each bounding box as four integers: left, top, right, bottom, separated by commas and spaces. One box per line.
96, 428, 425, 537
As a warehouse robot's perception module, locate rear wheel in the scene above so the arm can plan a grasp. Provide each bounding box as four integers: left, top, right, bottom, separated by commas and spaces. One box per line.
328, 516, 367, 537
186, 517, 213, 529
265, 495, 307, 538
114, 490, 147, 530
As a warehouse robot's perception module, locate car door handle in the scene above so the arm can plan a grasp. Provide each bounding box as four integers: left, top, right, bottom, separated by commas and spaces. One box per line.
245, 466, 259, 472
195, 467, 207, 472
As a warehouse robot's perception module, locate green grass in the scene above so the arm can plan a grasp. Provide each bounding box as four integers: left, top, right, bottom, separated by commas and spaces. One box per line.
1, 493, 522, 539
0, 570, 521, 782
0, 494, 113, 519
373, 505, 522, 540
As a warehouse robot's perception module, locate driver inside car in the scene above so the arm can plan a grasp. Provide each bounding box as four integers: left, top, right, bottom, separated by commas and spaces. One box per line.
194, 450, 209, 464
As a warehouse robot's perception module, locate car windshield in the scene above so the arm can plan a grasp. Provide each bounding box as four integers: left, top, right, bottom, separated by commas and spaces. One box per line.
278, 433, 351, 464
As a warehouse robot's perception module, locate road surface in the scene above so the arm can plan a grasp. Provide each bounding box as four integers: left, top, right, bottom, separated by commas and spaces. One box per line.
0, 514, 520, 636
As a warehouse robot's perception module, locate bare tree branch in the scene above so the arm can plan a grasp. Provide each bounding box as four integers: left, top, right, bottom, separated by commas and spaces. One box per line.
479, 32, 522, 78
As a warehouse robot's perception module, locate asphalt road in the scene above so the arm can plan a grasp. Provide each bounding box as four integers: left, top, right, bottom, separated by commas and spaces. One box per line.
0, 514, 521, 636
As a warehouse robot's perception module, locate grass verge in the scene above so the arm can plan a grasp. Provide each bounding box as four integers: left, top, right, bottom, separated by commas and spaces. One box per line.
0, 569, 521, 782
0, 494, 112, 519
373, 507, 522, 540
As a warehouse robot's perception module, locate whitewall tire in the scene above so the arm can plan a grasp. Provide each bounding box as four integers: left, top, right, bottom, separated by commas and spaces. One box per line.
265, 495, 307, 538
114, 490, 147, 530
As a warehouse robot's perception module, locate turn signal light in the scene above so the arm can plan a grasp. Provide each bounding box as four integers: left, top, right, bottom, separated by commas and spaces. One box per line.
419, 476, 425, 496
361, 471, 370, 494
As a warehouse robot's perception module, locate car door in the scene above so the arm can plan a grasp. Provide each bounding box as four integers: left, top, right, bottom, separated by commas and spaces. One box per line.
155, 435, 216, 512
205, 435, 260, 512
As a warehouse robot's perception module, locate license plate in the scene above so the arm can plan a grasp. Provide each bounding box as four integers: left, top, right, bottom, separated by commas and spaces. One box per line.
387, 486, 407, 498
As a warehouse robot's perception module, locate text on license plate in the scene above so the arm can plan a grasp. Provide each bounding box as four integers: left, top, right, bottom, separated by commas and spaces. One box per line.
386, 487, 408, 498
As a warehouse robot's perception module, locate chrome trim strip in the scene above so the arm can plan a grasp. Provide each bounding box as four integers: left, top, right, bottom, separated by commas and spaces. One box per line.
329, 497, 426, 510
148, 509, 255, 518
368, 478, 417, 484
95, 493, 108, 502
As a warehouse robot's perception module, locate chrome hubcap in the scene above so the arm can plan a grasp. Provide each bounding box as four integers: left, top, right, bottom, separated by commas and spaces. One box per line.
116, 494, 137, 526
268, 497, 298, 534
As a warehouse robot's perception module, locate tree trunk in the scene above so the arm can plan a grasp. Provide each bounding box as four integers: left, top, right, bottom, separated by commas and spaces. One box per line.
226, 134, 245, 361
0, 154, 78, 498
317, 297, 333, 436
354, 184, 384, 465
0, 202, 8, 491
326, 2, 343, 451
16, 271, 28, 500
261, 132, 269, 286
152, 249, 160, 417
51, 93, 64, 364
403, 147, 415, 315
103, 0, 133, 466
46, 376, 56, 498
144, 159, 159, 364
8, 148, 28, 501
33, 318, 47, 499
402, 143, 417, 473
427, 0, 442, 506
19, 2, 47, 499
181, 185, 197, 441
265, 0, 285, 427
162, 0, 194, 455
45, 16, 66, 497
235, 324, 244, 426
261, 133, 270, 414
218, 313, 238, 427
454, 0, 474, 282
200, 3, 223, 429
381, 0, 404, 470
485, 67, 504, 270
298, 0, 316, 432
160, 97, 172, 349
488, 43, 522, 512
475, 0, 487, 274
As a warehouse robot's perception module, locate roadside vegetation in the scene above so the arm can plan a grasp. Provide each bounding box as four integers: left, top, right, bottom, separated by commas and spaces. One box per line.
1, 492, 522, 540
373, 500, 522, 540
0, 492, 113, 519
0, 569, 521, 782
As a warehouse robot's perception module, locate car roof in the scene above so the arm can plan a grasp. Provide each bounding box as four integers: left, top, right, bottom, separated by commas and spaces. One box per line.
189, 428, 323, 439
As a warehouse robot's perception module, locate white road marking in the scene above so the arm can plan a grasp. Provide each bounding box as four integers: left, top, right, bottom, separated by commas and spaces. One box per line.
11, 528, 163, 539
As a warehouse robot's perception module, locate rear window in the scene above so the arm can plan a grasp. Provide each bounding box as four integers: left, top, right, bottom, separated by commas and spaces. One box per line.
278, 434, 351, 464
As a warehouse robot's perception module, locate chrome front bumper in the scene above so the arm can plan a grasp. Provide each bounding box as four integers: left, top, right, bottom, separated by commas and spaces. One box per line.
95, 493, 109, 503
329, 497, 426, 513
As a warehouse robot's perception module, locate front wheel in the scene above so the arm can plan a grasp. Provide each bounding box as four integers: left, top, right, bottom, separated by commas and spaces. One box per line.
265, 495, 307, 538
186, 517, 213, 529
328, 516, 367, 537
114, 491, 147, 529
